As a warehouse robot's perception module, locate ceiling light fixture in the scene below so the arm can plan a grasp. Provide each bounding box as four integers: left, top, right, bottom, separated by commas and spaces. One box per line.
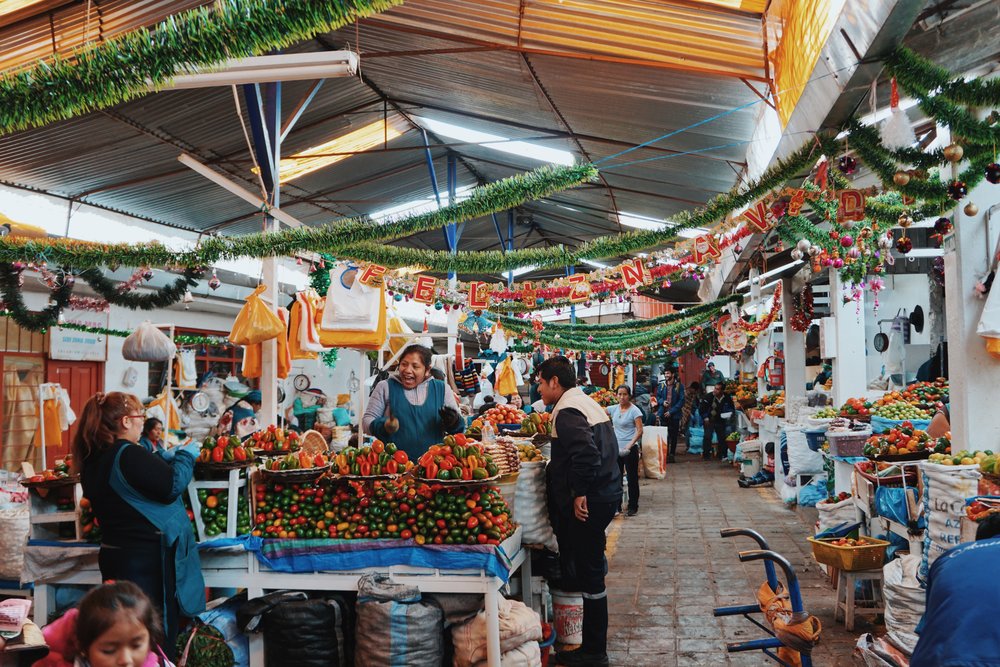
735, 260, 804, 290
160, 52, 359, 90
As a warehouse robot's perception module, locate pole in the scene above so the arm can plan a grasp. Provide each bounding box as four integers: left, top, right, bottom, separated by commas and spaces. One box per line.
780, 276, 806, 399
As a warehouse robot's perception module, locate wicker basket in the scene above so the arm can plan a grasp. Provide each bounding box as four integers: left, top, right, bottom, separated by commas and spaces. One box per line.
808, 536, 890, 571
827, 429, 871, 457
299, 429, 329, 455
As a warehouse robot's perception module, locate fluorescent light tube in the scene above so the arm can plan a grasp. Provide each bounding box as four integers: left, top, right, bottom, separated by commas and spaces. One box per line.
161, 52, 358, 90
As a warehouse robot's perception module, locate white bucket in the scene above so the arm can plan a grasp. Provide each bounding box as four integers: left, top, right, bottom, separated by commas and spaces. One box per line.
495, 476, 519, 513
550, 589, 583, 645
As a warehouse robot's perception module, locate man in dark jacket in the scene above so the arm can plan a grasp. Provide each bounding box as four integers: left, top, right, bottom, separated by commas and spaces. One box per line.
539, 356, 621, 667
700, 383, 735, 461
656, 369, 685, 463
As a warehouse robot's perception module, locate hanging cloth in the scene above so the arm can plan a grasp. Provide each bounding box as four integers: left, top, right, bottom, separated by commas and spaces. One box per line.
320, 265, 381, 332
495, 357, 517, 396
316, 286, 388, 350
35, 383, 64, 448
147, 389, 181, 431
289, 292, 320, 359
277, 307, 291, 380
174, 349, 198, 390
298, 289, 325, 353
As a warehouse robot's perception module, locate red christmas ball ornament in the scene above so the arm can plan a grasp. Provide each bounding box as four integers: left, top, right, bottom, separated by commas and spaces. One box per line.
933, 217, 953, 235
947, 180, 968, 200
986, 163, 1000, 185
895, 236, 913, 254
839, 235, 854, 248
837, 155, 858, 175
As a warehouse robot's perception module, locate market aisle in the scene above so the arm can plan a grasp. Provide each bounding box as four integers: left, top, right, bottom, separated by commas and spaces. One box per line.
603, 452, 864, 666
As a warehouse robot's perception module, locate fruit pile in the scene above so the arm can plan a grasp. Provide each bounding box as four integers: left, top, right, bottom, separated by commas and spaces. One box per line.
264, 450, 330, 472
758, 390, 785, 407
813, 407, 838, 419
79, 496, 101, 543
827, 537, 875, 548
25, 457, 74, 484
966, 498, 1000, 522
416, 439, 500, 481
590, 388, 617, 407
873, 402, 931, 421
333, 440, 412, 476
840, 397, 873, 419
902, 379, 948, 405
517, 443, 546, 462
821, 491, 852, 504
481, 405, 528, 429
863, 423, 948, 457
519, 412, 552, 436
734, 382, 758, 406
726, 431, 741, 442
251, 478, 516, 544
249, 425, 300, 453
483, 437, 521, 476
195, 488, 251, 537
197, 435, 251, 464
928, 449, 997, 471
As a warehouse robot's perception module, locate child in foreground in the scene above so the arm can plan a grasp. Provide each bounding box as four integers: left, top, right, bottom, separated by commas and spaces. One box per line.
37, 581, 174, 667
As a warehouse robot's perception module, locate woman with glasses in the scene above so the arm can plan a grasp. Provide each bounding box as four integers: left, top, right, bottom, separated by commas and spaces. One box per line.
73, 392, 204, 658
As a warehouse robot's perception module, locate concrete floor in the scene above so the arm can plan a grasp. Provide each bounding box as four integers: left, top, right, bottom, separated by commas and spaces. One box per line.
603, 451, 874, 666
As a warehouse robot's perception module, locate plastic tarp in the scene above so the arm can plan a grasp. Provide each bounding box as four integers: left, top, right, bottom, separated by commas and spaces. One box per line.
688, 427, 704, 454
874, 486, 926, 529
870, 416, 932, 434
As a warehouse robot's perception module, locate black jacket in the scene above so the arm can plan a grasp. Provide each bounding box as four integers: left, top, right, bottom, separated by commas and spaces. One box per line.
546, 387, 622, 511
700, 392, 735, 423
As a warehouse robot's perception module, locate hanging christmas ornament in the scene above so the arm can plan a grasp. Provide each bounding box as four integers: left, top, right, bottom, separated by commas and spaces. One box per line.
847, 247, 861, 260
859, 227, 873, 240
393, 293, 403, 302
942, 143, 964, 163
964, 201, 980, 216
141, 268, 154, 281
796, 239, 812, 253
733, 244, 743, 255
434, 301, 443, 310
832, 258, 844, 268
770, 200, 788, 219
934, 217, 953, 235
985, 163, 1000, 185
838, 155, 858, 175
893, 171, 911, 186
808, 245, 822, 258
790, 249, 804, 261
881, 78, 916, 149
878, 234, 893, 250
895, 236, 913, 254
182, 289, 194, 310
897, 212, 913, 228
840, 235, 854, 248
947, 180, 968, 200
208, 269, 221, 291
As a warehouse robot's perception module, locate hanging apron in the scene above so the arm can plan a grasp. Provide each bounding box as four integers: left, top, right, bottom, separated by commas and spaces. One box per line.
110, 446, 205, 617
385, 378, 445, 460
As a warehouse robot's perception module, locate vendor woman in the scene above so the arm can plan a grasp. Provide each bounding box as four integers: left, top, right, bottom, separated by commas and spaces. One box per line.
363, 344, 463, 458
73, 391, 204, 658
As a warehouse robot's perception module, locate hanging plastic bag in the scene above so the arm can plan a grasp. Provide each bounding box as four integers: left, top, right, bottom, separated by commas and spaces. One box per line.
175, 349, 198, 390
229, 284, 285, 345
495, 357, 517, 396
242, 344, 261, 380
122, 321, 176, 361
277, 307, 291, 380
489, 327, 508, 354
320, 265, 381, 332
387, 314, 415, 357
315, 286, 388, 350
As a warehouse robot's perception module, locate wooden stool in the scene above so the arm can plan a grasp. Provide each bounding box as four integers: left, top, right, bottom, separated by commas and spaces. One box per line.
834, 568, 884, 630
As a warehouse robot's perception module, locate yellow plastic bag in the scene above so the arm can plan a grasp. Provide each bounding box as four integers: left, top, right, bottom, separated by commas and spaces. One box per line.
242, 344, 262, 379
288, 300, 318, 360
230, 284, 285, 345
495, 357, 517, 396
387, 315, 414, 357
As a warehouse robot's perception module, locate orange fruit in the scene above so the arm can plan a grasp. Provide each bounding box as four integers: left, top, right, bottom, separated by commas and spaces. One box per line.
206, 495, 219, 509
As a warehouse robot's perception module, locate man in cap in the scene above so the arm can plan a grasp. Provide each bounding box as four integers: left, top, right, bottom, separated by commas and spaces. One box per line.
700, 361, 725, 388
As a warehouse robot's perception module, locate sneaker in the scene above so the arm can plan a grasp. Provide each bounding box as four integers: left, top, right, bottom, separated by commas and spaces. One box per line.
555, 649, 610, 666
667, 455, 676, 463
626, 508, 638, 517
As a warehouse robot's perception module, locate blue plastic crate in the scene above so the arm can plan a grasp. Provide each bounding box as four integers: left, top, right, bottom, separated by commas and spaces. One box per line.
805, 428, 827, 452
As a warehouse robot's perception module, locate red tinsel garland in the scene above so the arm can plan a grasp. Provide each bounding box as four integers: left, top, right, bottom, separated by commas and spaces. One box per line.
789, 285, 814, 332
735, 282, 782, 333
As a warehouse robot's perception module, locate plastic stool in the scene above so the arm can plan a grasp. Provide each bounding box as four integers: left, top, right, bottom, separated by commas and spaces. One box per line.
834, 569, 884, 630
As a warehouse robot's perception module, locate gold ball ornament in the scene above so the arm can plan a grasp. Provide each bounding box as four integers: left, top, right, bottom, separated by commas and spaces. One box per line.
893, 171, 911, 186
897, 212, 913, 228
964, 201, 979, 216
859, 227, 873, 239
943, 143, 965, 163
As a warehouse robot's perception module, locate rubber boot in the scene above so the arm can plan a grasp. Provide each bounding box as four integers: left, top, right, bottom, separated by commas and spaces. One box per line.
582, 595, 609, 656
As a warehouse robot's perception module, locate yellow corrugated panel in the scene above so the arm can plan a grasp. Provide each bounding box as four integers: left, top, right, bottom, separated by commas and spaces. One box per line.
378, 0, 767, 80
773, 0, 847, 125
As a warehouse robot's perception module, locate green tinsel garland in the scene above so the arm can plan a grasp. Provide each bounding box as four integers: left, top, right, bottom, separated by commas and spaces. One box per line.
79, 267, 203, 310
0, 0, 406, 134
309, 253, 339, 369
0, 315, 233, 345
887, 47, 1000, 109
0, 164, 596, 269
0, 265, 75, 332
497, 294, 742, 333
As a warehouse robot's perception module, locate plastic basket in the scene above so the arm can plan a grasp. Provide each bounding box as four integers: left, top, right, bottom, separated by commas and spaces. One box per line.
853, 460, 918, 487
827, 429, 871, 457
805, 429, 827, 452
808, 536, 890, 571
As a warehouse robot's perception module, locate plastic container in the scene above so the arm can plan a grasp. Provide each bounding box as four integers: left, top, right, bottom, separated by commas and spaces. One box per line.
805, 429, 828, 452
808, 536, 890, 571
827, 429, 871, 457
550, 590, 583, 646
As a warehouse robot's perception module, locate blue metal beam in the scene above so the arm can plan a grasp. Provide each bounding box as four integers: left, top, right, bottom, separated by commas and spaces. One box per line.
491, 213, 506, 250
280, 79, 324, 142
420, 129, 442, 208
243, 82, 282, 207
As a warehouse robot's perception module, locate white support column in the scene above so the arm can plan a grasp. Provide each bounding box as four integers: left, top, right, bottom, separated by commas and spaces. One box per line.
829, 268, 867, 407
781, 276, 807, 400
943, 182, 1000, 449
261, 244, 279, 426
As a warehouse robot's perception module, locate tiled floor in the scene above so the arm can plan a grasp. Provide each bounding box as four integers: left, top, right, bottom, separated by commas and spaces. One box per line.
603, 452, 872, 666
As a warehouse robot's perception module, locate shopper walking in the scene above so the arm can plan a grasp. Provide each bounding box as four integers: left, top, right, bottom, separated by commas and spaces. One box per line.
74, 392, 204, 658
608, 385, 643, 516
537, 356, 621, 667
700, 383, 735, 461
679, 381, 703, 449
656, 369, 685, 463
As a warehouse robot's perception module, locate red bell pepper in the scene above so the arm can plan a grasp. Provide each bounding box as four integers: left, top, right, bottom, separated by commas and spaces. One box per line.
360, 461, 372, 476
385, 460, 398, 475
393, 450, 408, 464
211, 446, 225, 463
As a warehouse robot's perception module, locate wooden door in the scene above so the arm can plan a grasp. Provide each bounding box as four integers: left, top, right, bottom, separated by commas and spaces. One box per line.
46, 360, 103, 460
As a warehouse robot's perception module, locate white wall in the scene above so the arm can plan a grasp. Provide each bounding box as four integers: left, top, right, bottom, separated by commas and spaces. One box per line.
862, 272, 932, 384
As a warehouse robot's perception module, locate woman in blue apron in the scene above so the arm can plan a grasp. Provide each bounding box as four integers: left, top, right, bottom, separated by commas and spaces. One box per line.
74, 392, 204, 658
362, 344, 464, 460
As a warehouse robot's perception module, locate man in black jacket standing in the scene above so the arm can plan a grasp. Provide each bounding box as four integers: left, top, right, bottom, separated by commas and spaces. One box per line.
538, 356, 621, 667
701, 382, 735, 461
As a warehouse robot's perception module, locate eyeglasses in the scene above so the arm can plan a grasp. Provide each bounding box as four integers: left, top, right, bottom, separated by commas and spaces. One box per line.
123, 414, 145, 421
